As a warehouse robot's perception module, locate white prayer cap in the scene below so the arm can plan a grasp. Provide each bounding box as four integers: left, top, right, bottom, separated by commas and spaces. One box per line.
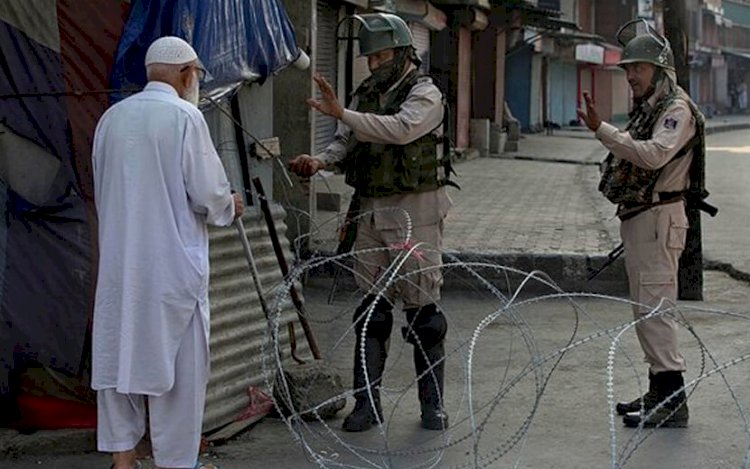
144, 36, 198, 67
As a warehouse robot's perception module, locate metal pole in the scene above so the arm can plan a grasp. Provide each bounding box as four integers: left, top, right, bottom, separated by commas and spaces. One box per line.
235, 217, 305, 364
251, 178, 322, 360
664, 0, 704, 300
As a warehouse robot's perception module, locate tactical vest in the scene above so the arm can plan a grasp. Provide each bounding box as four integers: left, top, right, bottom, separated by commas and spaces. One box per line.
598, 90, 705, 209
344, 70, 443, 198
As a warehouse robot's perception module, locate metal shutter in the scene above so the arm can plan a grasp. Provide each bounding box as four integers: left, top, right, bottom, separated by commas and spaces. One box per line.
314, 1, 339, 154
410, 22, 430, 74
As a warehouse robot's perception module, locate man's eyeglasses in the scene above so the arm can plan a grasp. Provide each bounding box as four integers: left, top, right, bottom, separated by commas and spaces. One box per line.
180, 64, 208, 82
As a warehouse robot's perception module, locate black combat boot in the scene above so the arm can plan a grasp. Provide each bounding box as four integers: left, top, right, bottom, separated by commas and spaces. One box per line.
616, 371, 657, 415
623, 371, 689, 428
342, 296, 392, 432
341, 336, 387, 432
403, 304, 449, 430
414, 341, 449, 430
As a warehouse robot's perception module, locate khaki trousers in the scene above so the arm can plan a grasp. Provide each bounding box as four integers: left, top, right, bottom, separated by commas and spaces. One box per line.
354, 215, 444, 309
621, 201, 688, 373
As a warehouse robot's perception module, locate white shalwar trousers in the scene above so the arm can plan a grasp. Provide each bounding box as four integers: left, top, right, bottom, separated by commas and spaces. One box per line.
97, 311, 209, 468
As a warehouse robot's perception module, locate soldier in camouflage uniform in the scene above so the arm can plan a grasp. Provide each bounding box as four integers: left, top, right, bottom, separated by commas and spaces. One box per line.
289, 13, 452, 432
577, 20, 705, 428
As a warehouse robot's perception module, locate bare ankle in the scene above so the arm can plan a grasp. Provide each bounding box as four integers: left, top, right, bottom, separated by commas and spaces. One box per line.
112, 449, 137, 469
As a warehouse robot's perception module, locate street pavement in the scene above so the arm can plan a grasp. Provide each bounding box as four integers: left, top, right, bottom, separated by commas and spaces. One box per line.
4, 115, 750, 468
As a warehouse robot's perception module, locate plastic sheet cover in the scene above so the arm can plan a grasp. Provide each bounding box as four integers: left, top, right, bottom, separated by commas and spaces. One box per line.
111, 0, 301, 102
0, 0, 131, 400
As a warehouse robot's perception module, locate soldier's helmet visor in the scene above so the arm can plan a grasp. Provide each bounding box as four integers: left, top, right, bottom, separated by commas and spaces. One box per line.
616, 18, 669, 53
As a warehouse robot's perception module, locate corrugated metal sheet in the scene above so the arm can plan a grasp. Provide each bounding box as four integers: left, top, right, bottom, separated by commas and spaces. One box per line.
203, 205, 304, 432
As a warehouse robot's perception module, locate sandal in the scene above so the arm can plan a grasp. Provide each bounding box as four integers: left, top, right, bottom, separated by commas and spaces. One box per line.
194, 463, 221, 469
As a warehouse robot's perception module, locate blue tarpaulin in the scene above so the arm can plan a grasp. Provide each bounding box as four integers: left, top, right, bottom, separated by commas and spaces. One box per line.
111, 0, 301, 102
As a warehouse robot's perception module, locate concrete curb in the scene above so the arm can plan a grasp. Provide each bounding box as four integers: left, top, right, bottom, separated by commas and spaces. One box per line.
442, 251, 628, 296
705, 121, 750, 135
705, 259, 750, 284
305, 250, 629, 297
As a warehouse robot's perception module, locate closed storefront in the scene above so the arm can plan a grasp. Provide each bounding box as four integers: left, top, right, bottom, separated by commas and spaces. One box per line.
548, 59, 578, 127
313, 0, 340, 153
506, 44, 533, 132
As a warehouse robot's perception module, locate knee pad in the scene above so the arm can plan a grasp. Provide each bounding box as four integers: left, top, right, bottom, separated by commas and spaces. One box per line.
402, 304, 447, 349
353, 295, 393, 340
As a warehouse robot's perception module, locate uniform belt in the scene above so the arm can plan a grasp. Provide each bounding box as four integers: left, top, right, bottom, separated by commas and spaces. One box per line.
657, 191, 685, 203
618, 192, 685, 221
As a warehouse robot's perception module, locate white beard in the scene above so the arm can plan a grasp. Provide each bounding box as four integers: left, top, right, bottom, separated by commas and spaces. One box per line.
183, 74, 200, 106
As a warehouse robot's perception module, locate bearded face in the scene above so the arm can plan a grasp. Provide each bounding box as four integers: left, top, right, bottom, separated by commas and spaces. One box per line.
367, 47, 409, 92
183, 69, 200, 106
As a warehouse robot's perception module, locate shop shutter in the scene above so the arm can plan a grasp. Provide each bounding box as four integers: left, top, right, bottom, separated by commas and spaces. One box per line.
314, 1, 339, 154
410, 22, 430, 73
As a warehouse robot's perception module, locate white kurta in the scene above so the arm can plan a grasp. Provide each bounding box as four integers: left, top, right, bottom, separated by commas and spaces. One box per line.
91, 82, 234, 395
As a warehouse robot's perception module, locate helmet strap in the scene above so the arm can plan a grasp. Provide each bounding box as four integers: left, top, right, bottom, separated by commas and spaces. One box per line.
633, 67, 665, 107
651, 67, 665, 88
408, 46, 422, 68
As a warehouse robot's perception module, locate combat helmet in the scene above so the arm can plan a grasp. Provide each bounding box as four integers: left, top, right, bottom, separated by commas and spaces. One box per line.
616, 19, 675, 71
352, 13, 414, 56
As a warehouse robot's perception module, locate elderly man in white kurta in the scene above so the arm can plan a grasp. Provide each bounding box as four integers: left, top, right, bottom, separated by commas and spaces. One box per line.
92, 36, 242, 469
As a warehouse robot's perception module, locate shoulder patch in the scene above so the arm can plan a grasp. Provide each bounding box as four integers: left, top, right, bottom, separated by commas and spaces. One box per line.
664, 117, 679, 130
